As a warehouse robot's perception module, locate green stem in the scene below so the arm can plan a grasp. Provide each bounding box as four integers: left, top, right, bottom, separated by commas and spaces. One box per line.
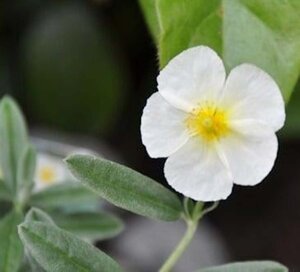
192, 201, 204, 220
159, 219, 198, 272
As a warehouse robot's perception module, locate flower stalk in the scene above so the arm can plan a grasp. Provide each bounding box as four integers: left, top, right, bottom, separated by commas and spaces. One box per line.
159, 218, 198, 272
159, 200, 219, 272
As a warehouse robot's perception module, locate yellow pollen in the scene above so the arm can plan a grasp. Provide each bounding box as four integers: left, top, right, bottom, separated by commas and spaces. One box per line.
185, 103, 230, 142
39, 166, 56, 184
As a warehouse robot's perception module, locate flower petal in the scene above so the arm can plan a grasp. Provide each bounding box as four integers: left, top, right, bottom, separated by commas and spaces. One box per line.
141, 92, 190, 158
220, 120, 278, 186
221, 64, 285, 131
164, 138, 233, 201
230, 119, 275, 138
158, 46, 226, 112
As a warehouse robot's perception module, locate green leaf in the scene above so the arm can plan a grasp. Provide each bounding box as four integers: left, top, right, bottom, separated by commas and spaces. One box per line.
138, 0, 160, 43
198, 261, 288, 272
139, 0, 300, 101
0, 96, 28, 193
24, 208, 54, 272
26, 251, 46, 272
0, 181, 11, 201
18, 220, 122, 272
30, 182, 99, 210
52, 211, 124, 241
17, 145, 36, 204
0, 209, 24, 272
25, 207, 56, 225
65, 154, 182, 221
26, 207, 123, 241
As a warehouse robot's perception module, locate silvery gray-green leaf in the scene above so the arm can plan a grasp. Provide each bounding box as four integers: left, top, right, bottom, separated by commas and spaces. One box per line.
198, 261, 288, 272
17, 145, 36, 204
30, 182, 99, 210
0, 209, 24, 272
25, 207, 55, 225
52, 211, 124, 241
26, 251, 46, 272
0, 96, 28, 194
23, 208, 57, 272
18, 220, 122, 272
139, 0, 300, 101
65, 154, 182, 221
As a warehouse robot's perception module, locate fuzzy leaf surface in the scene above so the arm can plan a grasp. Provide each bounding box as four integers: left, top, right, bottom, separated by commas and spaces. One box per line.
66, 154, 182, 221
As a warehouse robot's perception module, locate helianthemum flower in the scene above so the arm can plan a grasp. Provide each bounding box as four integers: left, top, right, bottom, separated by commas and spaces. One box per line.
141, 46, 285, 201
34, 153, 67, 191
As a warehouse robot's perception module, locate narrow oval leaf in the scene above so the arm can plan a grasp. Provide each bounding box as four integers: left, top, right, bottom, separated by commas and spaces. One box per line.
26, 251, 46, 272
18, 221, 122, 272
25, 208, 55, 225
0, 209, 24, 272
30, 182, 99, 210
65, 154, 182, 221
17, 145, 36, 203
139, 0, 300, 101
24, 208, 61, 272
52, 211, 124, 241
198, 261, 288, 272
0, 96, 28, 193
26, 207, 123, 241
24, 208, 69, 272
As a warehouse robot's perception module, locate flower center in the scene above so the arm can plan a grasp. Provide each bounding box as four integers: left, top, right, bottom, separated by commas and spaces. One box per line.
185, 103, 230, 142
39, 166, 56, 184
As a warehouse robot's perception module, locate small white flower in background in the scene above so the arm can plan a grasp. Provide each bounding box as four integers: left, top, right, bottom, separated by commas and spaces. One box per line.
34, 153, 67, 191
141, 46, 285, 202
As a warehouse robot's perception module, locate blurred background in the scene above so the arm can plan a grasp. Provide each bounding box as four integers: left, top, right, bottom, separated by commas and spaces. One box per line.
1, 0, 300, 271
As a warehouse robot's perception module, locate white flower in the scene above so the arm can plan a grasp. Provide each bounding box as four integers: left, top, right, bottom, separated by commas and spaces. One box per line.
141, 46, 285, 201
34, 153, 67, 191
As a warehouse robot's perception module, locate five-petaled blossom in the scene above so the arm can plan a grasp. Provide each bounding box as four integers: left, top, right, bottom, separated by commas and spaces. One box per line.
141, 46, 285, 201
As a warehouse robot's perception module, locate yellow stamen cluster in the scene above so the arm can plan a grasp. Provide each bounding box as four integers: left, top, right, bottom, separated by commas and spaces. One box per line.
39, 166, 56, 184
186, 102, 230, 142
